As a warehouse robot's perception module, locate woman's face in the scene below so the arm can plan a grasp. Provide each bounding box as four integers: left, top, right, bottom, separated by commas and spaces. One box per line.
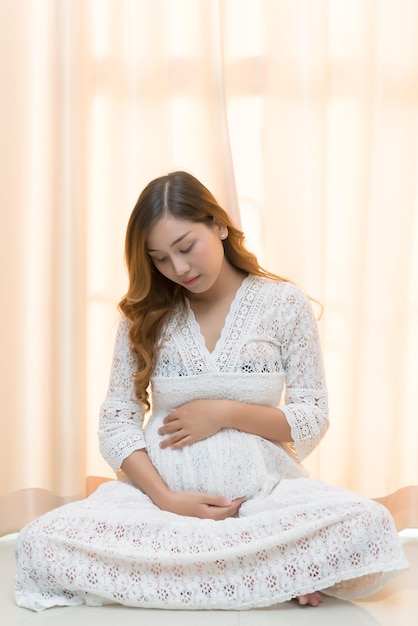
146, 215, 227, 294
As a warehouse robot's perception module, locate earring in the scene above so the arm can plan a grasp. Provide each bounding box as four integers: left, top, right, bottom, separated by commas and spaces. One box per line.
220, 233, 227, 240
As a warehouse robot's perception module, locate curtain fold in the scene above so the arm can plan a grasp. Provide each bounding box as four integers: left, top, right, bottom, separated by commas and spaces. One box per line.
1, 0, 417, 535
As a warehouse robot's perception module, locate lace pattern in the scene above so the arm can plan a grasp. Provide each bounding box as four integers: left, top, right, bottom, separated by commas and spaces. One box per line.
14, 276, 408, 611
14, 479, 408, 611
158, 278, 330, 460
99, 277, 329, 473
98, 318, 146, 472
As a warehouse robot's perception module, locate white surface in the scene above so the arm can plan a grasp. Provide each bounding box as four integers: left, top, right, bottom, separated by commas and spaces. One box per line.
2, 532, 417, 625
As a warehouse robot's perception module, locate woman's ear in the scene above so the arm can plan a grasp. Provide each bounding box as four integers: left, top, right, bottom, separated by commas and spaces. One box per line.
213, 219, 228, 240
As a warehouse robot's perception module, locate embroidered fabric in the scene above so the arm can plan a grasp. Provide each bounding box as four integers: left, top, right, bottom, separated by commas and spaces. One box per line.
99, 277, 329, 473
14, 277, 408, 611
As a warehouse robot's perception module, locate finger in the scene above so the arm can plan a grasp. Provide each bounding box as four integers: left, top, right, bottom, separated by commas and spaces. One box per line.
203, 494, 232, 507
170, 435, 194, 450
162, 409, 179, 424
207, 506, 239, 521
158, 419, 180, 434
227, 502, 242, 513
159, 431, 190, 449
225, 497, 246, 516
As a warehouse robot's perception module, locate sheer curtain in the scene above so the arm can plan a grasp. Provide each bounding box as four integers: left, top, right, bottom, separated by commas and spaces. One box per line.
1, 0, 417, 535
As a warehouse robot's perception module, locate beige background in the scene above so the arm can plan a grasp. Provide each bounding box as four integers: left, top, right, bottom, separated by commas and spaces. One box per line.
1, 0, 417, 534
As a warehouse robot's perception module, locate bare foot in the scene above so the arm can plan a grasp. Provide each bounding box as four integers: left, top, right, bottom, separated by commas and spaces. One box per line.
297, 591, 323, 607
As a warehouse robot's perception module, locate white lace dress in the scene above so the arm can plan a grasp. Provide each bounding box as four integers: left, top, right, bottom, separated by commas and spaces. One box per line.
14, 277, 408, 611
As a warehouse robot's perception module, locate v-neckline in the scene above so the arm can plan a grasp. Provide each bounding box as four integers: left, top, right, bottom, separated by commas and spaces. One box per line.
185, 274, 251, 357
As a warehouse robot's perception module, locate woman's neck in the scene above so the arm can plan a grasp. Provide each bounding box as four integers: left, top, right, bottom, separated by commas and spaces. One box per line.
187, 262, 248, 305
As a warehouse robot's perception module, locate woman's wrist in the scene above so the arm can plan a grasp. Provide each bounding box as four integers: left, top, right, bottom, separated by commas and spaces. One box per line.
121, 449, 173, 507
222, 399, 243, 429
151, 487, 177, 511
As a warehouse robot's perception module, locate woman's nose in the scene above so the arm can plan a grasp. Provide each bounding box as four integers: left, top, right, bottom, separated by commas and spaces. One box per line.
172, 257, 190, 276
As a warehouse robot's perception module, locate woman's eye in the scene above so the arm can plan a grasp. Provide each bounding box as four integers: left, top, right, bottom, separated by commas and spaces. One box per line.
180, 244, 193, 254
154, 257, 167, 264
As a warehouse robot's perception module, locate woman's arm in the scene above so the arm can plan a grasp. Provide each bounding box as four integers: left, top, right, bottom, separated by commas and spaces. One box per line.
276, 283, 329, 460
158, 400, 291, 449
121, 449, 245, 519
99, 316, 244, 519
158, 283, 328, 460
98, 316, 147, 472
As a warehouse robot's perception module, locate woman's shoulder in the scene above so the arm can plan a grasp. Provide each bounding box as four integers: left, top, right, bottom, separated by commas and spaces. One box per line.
248, 276, 317, 323
250, 274, 308, 301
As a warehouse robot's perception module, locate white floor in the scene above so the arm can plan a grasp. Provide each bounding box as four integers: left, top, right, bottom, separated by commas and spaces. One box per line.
1, 531, 417, 626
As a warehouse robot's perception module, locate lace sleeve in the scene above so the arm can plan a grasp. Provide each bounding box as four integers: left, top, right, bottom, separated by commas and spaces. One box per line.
278, 284, 329, 461
98, 316, 146, 473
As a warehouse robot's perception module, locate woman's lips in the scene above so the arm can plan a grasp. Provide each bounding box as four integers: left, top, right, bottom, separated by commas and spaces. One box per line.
183, 276, 200, 286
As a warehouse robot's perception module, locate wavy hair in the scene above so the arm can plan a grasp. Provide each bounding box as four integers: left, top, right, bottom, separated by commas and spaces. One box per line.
119, 170, 287, 410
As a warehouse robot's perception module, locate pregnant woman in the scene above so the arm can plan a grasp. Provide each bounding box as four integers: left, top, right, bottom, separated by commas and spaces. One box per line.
14, 171, 407, 611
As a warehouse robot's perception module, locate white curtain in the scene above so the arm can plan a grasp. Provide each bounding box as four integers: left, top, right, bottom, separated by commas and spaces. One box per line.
1, 0, 417, 534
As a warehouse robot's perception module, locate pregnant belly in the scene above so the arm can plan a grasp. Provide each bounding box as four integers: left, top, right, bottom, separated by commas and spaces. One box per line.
144, 418, 285, 501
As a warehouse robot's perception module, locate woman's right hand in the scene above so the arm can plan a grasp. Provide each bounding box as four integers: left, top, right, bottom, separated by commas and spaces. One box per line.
121, 449, 245, 520
161, 490, 246, 520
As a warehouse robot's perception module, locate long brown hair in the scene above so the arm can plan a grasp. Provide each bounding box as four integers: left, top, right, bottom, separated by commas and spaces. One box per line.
119, 170, 286, 410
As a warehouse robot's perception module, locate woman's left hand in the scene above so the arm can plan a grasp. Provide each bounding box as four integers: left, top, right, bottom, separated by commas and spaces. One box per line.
158, 400, 229, 449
